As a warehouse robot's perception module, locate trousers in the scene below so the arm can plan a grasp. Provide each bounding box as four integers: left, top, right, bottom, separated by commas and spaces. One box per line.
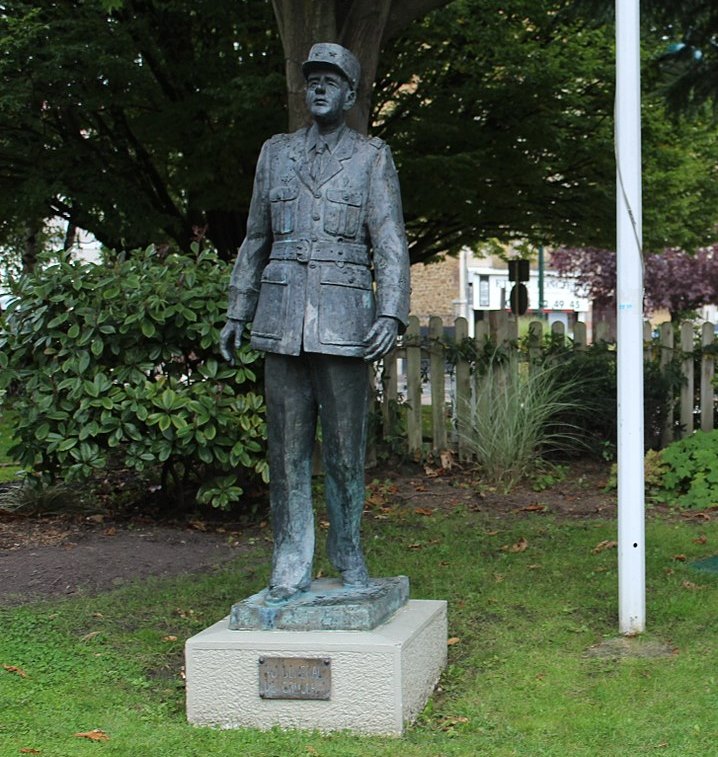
264, 351, 370, 591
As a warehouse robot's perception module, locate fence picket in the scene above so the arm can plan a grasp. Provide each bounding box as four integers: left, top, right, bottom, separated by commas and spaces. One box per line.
659, 322, 674, 447
429, 316, 447, 452
574, 322, 587, 352
405, 315, 422, 456
528, 320, 543, 366
701, 322, 714, 433
680, 321, 694, 437
455, 317, 471, 461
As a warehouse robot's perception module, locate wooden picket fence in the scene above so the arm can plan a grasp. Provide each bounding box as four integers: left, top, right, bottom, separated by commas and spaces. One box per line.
374, 312, 718, 459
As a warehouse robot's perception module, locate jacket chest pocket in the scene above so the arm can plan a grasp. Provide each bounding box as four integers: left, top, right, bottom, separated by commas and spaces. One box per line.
324, 190, 363, 238
269, 186, 298, 235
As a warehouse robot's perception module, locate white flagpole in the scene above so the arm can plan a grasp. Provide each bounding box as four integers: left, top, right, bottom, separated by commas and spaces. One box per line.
615, 0, 646, 634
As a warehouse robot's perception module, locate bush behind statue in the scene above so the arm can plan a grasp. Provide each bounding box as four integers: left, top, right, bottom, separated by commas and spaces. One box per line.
0, 245, 267, 510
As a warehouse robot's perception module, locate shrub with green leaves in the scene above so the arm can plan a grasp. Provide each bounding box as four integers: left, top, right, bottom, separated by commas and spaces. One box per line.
0, 245, 267, 510
650, 430, 718, 509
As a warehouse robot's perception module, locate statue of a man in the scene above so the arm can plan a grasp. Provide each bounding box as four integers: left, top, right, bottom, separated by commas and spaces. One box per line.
220, 43, 410, 606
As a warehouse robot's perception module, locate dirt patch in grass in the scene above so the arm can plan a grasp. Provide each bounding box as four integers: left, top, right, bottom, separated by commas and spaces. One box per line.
0, 460, 616, 607
0, 515, 249, 606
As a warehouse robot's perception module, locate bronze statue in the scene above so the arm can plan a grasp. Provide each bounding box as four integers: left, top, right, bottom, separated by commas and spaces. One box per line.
220, 43, 410, 606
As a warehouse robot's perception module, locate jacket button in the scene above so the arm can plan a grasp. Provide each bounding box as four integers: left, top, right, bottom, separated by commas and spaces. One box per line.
312, 213, 320, 221
314, 192, 321, 199
310, 263, 317, 269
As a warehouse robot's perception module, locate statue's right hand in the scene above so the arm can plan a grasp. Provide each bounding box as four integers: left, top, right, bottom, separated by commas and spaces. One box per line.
219, 319, 246, 365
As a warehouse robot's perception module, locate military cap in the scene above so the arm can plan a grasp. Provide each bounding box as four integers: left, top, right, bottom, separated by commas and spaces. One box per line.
302, 43, 361, 90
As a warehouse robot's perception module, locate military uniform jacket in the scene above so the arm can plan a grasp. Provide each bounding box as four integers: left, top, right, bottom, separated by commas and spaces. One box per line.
227, 125, 411, 357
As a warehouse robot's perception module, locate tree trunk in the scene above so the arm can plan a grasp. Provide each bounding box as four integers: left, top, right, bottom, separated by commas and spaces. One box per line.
272, 0, 451, 134
22, 225, 40, 272
63, 221, 77, 252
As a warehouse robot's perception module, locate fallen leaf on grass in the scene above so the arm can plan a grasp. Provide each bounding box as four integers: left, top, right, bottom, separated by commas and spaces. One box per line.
409, 538, 441, 550
103, 527, 117, 537
438, 715, 470, 731
2, 664, 27, 678
20, 749, 41, 754
414, 484, 428, 492
485, 529, 499, 536
414, 507, 433, 517
188, 520, 207, 532
692, 535, 708, 544
682, 581, 704, 591
592, 540, 618, 554
447, 637, 461, 645
501, 537, 528, 553
673, 554, 687, 562
528, 564, 543, 570
74, 730, 109, 742
681, 511, 711, 521
162, 635, 178, 642
306, 747, 320, 756
365, 493, 386, 508
80, 631, 101, 643
516, 504, 548, 513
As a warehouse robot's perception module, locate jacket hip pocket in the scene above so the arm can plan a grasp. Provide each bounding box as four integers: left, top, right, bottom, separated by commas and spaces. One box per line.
318, 266, 374, 346
252, 268, 288, 340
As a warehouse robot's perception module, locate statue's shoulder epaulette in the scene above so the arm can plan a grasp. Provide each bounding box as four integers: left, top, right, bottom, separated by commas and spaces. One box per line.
368, 135, 385, 150
267, 132, 294, 146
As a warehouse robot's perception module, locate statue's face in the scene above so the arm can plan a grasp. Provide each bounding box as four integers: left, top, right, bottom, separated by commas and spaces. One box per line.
305, 67, 355, 126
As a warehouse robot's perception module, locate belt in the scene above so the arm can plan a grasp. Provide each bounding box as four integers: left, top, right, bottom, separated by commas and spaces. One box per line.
270, 239, 369, 266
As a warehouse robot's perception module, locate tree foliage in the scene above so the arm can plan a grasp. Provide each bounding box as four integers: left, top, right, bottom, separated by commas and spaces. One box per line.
1, 0, 717, 266
377, 0, 718, 262
0, 0, 286, 259
551, 245, 718, 318
567, 0, 718, 112
0, 245, 267, 510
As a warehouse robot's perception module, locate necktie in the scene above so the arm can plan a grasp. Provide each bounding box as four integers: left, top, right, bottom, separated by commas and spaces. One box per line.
310, 141, 327, 182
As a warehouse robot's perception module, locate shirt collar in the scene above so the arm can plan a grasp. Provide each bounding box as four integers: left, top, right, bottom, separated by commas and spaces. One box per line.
307, 122, 346, 153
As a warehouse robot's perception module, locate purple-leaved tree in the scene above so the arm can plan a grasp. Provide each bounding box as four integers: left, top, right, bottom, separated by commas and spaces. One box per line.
551, 246, 718, 320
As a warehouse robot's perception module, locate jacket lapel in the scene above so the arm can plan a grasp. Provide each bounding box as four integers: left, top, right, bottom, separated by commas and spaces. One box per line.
294, 127, 356, 190
315, 128, 355, 187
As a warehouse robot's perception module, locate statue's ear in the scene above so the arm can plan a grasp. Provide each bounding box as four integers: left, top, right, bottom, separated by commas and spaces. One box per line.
343, 88, 357, 112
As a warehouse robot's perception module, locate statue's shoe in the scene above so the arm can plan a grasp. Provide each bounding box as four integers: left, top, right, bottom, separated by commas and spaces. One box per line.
264, 585, 305, 606
341, 566, 369, 589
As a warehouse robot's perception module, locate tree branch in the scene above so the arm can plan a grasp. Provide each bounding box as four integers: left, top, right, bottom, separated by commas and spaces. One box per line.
382, 0, 453, 44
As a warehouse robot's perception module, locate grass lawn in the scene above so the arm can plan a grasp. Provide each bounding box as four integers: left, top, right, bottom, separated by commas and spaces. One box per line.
1, 506, 717, 756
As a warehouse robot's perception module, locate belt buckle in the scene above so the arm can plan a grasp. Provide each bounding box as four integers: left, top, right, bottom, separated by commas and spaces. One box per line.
294, 240, 309, 263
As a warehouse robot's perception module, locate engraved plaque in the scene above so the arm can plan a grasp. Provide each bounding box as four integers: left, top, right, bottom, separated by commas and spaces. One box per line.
258, 656, 331, 700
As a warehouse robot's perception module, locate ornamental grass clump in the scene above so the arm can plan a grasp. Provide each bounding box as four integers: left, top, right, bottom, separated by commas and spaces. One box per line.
460, 353, 586, 492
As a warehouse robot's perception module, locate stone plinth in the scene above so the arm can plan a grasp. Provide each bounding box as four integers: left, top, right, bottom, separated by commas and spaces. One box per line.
230, 576, 410, 631
185, 599, 447, 736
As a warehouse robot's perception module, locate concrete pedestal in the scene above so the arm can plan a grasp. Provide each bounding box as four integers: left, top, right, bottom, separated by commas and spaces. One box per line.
185, 599, 447, 736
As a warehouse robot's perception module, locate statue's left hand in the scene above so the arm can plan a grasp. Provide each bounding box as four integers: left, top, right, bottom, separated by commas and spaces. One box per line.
363, 316, 399, 363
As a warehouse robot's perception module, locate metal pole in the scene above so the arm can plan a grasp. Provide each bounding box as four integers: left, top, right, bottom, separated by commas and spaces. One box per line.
615, 0, 645, 634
